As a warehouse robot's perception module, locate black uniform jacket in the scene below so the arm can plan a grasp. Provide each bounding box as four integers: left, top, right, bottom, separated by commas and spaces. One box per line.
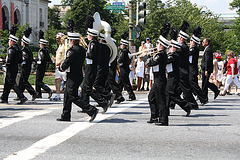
117, 48, 131, 72
22, 46, 33, 72
144, 50, 167, 80
179, 41, 190, 77
4, 44, 22, 74
86, 39, 99, 67
167, 51, 180, 78
36, 47, 51, 70
201, 45, 213, 73
99, 43, 110, 70
189, 45, 199, 75
60, 44, 85, 82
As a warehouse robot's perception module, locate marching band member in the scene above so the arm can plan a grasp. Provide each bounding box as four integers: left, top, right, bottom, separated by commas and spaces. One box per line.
0, 25, 28, 104
93, 33, 115, 105
118, 31, 136, 101
18, 27, 37, 101
142, 22, 170, 126
177, 21, 198, 109
56, 32, 98, 122
81, 28, 110, 113
189, 27, 208, 105
35, 30, 53, 99
166, 28, 191, 117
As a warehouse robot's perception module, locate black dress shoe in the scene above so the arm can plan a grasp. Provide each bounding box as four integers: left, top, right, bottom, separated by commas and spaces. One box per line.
115, 97, 125, 104
32, 93, 37, 101
102, 103, 109, 114
36, 95, 42, 98
56, 118, 71, 122
214, 90, 220, 99
89, 109, 99, 122
109, 94, 116, 107
48, 90, 53, 99
17, 97, 28, 105
155, 122, 168, 126
147, 118, 158, 123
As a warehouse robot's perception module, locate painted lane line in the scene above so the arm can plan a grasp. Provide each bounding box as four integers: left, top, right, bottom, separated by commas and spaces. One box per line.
0, 110, 54, 129
4, 98, 147, 160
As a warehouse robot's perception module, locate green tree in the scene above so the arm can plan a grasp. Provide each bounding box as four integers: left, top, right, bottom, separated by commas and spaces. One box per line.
48, 7, 62, 30
136, 0, 227, 53
70, 0, 119, 35
0, 24, 29, 53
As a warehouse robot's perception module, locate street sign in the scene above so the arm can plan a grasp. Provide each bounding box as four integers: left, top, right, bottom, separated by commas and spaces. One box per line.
112, 2, 122, 5
106, 5, 125, 10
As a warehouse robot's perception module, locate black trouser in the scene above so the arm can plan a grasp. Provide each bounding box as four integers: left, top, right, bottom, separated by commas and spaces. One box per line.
189, 71, 208, 103
166, 76, 190, 112
82, 64, 108, 107
36, 66, 51, 97
61, 78, 97, 120
142, 74, 150, 89
179, 74, 198, 108
148, 78, 168, 123
19, 67, 36, 96
1, 70, 25, 102
93, 67, 112, 100
202, 71, 219, 98
106, 67, 124, 101
118, 67, 136, 99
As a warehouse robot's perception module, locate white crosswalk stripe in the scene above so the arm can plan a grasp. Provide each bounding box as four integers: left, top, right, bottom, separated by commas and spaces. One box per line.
4, 98, 147, 160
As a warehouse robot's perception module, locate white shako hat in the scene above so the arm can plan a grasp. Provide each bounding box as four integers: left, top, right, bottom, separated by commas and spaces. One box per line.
178, 20, 190, 40
178, 30, 189, 39
120, 39, 129, 45
21, 36, 31, 44
68, 32, 80, 40
170, 39, 182, 49
9, 34, 19, 42
158, 35, 170, 48
190, 35, 200, 44
190, 26, 202, 44
39, 39, 48, 45
87, 28, 99, 37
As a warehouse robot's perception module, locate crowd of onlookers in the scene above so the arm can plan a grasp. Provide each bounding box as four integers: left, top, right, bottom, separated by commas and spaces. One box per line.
130, 37, 240, 95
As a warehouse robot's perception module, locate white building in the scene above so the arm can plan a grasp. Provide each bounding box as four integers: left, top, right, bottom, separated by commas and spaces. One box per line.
0, 0, 50, 45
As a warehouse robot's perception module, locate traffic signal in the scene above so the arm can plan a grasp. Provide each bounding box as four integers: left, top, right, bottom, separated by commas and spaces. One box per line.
137, 2, 146, 26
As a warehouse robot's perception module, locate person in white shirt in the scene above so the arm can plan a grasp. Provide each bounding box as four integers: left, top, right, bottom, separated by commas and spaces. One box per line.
50, 33, 67, 101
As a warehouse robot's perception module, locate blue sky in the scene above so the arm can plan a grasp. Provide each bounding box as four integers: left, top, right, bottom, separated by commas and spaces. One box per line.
49, 0, 236, 14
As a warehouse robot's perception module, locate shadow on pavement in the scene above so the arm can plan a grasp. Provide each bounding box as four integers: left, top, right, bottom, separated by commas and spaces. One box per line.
101, 118, 137, 123
0, 107, 42, 111
172, 123, 231, 126
189, 114, 228, 117
115, 112, 147, 115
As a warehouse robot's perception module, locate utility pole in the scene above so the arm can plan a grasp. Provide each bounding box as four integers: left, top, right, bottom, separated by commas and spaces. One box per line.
129, 0, 134, 48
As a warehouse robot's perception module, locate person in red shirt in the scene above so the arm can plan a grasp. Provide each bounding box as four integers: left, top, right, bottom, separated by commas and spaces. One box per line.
220, 51, 240, 96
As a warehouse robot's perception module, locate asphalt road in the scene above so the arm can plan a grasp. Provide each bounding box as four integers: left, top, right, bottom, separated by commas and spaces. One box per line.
0, 92, 240, 160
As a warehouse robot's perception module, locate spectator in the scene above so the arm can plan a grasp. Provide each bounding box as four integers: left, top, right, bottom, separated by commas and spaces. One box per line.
220, 51, 240, 96
134, 56, 145, 91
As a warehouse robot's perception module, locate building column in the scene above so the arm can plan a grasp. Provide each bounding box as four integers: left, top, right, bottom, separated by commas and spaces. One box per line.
11, 3, 14, 24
